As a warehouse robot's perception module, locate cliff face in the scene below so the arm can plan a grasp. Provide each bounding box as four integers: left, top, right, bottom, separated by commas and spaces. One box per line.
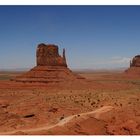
130, 55, 140, 67
36, 43, 67, 67
125, 55, 140, 75
12, 43, 84, 83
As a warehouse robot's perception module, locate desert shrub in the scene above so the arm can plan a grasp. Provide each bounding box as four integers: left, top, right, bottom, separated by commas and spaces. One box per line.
91, 102, 95, 105
60, 114, 64, 120
74, 101, 79, 104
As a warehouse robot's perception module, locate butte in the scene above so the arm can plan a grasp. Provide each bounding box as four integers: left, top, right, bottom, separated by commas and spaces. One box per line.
12, 43, 84, 83
125, 55, 140, 75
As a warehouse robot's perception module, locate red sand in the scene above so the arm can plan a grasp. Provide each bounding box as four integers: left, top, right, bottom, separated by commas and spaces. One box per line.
0, 72, 140, 135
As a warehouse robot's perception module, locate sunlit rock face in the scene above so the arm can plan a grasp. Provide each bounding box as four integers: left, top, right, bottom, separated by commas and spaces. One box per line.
12, 43, 84, 83
130, 55, 140, 67
125, 55, 140, 75
36, 43, 67, 67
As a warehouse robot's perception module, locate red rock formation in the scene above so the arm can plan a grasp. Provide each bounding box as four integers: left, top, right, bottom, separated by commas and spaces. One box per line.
130, 55, 140, 67
125, 55, 140, 75
36, 43, 67, 67
12, 43, 84, 83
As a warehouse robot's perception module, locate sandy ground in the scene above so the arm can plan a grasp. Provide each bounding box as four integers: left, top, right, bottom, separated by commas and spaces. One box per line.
0, 71, 140, 135
0, 106, 113, 135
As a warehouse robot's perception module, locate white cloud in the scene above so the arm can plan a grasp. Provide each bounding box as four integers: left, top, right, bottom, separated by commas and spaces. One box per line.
110, 56, 131, 64
70, 56, 131, 69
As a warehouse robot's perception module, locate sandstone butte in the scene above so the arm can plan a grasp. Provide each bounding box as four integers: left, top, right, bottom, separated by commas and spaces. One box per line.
125, 55, 140, 75
12, 43, 84, 83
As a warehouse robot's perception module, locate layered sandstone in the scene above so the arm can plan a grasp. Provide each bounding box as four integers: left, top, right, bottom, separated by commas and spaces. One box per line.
12, 43, 84, 83
125, 55, 140, 75
130, 55, 140, 67
36, 43, 67, 67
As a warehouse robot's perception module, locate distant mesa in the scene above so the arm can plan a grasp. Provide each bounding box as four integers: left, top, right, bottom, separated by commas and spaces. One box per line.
130, 55, 140, 67
125, 55, 140, 75
12, 43, 84, 83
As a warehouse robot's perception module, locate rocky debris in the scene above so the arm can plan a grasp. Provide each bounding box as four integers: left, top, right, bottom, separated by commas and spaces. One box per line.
0, 110, 24, 131
12, 43, 84, 83
48, 108, 58, 113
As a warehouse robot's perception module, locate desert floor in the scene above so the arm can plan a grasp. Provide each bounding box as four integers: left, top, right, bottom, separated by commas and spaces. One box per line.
0, 71, 140, 135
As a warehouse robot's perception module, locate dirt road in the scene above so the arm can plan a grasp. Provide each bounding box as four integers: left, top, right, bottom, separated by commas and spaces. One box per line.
0, 106, 114, 135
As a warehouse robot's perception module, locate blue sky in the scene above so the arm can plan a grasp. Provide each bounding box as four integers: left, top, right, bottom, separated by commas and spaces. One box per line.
0, 6, 140, 69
